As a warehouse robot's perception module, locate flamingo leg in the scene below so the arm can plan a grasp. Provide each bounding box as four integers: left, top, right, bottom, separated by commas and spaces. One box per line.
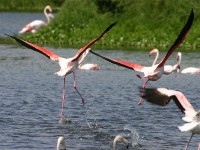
61, 76, 66, 116
138, 78, 149, 105
73, 72, 84, 105
185, 134, 193, 150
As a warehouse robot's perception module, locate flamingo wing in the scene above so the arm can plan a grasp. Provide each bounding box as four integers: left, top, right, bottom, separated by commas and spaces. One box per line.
157, 9, 194, 68
5, 34, 59, 60
72, 21, 117, 62
90, 50, 144, 72
141, 87, 195, 113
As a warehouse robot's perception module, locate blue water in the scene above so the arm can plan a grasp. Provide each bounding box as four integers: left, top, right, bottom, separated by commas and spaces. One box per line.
0, 44, 200, 150
0, 12, 200, 150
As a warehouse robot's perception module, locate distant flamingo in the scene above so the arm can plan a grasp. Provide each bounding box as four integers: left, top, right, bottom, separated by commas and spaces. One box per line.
6, 22, 117, 118
78, 63, 100, 70
91, 10, 194, 105
19, 5, 54, 34
181, 67, 200, 74
149, 49, 181, 74
141, 87, 200, 150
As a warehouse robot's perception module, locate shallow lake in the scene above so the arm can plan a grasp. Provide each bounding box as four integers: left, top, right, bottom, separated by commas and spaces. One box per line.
0, 43, 200, 150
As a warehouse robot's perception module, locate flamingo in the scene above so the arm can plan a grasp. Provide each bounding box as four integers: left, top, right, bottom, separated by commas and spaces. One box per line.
90, 10, 194, 105
78, 63, 100, 70
56, 135, 128, 150
141, 87, 200, 150
6, 21, 117, 118
113, 135, 129, 150
19, 5, 54, 34
149, 49, 181, 74
181, 67, 200, 74
57, 136, 66, 150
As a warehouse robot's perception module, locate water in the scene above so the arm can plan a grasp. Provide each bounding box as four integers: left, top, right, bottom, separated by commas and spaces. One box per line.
0, 12, 200, 150
0, 43, 200, 150
0, 12, 53, 35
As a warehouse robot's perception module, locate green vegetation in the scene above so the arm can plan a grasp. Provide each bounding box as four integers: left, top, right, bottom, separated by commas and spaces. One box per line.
0, 0, 64, 12
3, 0, 200, 51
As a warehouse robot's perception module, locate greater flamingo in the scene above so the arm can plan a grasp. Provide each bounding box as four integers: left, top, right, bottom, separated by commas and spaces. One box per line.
6, 22, 117, 119
57, 136, 66, 150
181, 67, 200, 74
113, 135, 129, 150
141, 87, 200, 150
78, 63, 100, 70
91, 10, 194, 105
19, 5, 54, 34
149, 49, 181, 74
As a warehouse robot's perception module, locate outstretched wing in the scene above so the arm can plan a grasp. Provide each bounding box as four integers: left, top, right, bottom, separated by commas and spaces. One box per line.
90, 50, 144, 72
157, 9, 194, 68
141, 87, 195, 114
5, 34, 59, 60
72, 22, 117, 62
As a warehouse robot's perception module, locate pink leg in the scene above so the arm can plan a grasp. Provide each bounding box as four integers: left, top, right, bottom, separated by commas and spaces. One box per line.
61, 76, 66, 116
185, 134, 193, 150
198, 143, 200, 150
138, 79, 149, 105
73, 72, 84, 105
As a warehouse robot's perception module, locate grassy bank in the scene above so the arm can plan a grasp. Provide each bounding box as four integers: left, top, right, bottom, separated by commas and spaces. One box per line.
7, 0, 200, 51
0, 0, 64, 12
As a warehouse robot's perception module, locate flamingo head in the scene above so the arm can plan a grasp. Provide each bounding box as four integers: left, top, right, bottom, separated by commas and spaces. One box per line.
149, 48, 158, 57
45, 5, 52, 14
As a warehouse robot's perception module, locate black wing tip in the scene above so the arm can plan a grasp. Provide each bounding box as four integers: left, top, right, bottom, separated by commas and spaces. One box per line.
104, 21, 118, 32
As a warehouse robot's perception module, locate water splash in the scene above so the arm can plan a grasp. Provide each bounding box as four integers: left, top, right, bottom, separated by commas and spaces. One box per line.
124, 125, 142, 148
85, 108, 98, 129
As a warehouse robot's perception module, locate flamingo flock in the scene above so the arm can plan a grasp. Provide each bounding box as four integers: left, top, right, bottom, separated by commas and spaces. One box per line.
5, 9, 200, 149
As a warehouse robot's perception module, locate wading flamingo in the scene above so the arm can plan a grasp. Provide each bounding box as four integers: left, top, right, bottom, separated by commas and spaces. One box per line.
181, 67, 200, 74
19, 5, 54, 34
141, 87, 200, 150
91, 10, 194, 105
56, 135, 129, 150
6, 22, 117, 119
149, 49, 181, 74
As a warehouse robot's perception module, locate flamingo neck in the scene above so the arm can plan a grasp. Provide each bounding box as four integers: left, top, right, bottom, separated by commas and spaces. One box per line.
113, 135, 128, 150
57, 137, 67, 150
44, 7, 51, 23
177, 52, 182, 65
150, 49, 159, 66
78, 49, 90, 65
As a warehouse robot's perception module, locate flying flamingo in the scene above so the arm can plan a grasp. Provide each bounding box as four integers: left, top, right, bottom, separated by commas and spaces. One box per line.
141, 87, 200, 150
19, 5, 54, 34
6, 22, 117, 119
56, 135, 129, 150
90, 10, 194, 105
149, 49, 181, 74
181, 67, 200, 74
